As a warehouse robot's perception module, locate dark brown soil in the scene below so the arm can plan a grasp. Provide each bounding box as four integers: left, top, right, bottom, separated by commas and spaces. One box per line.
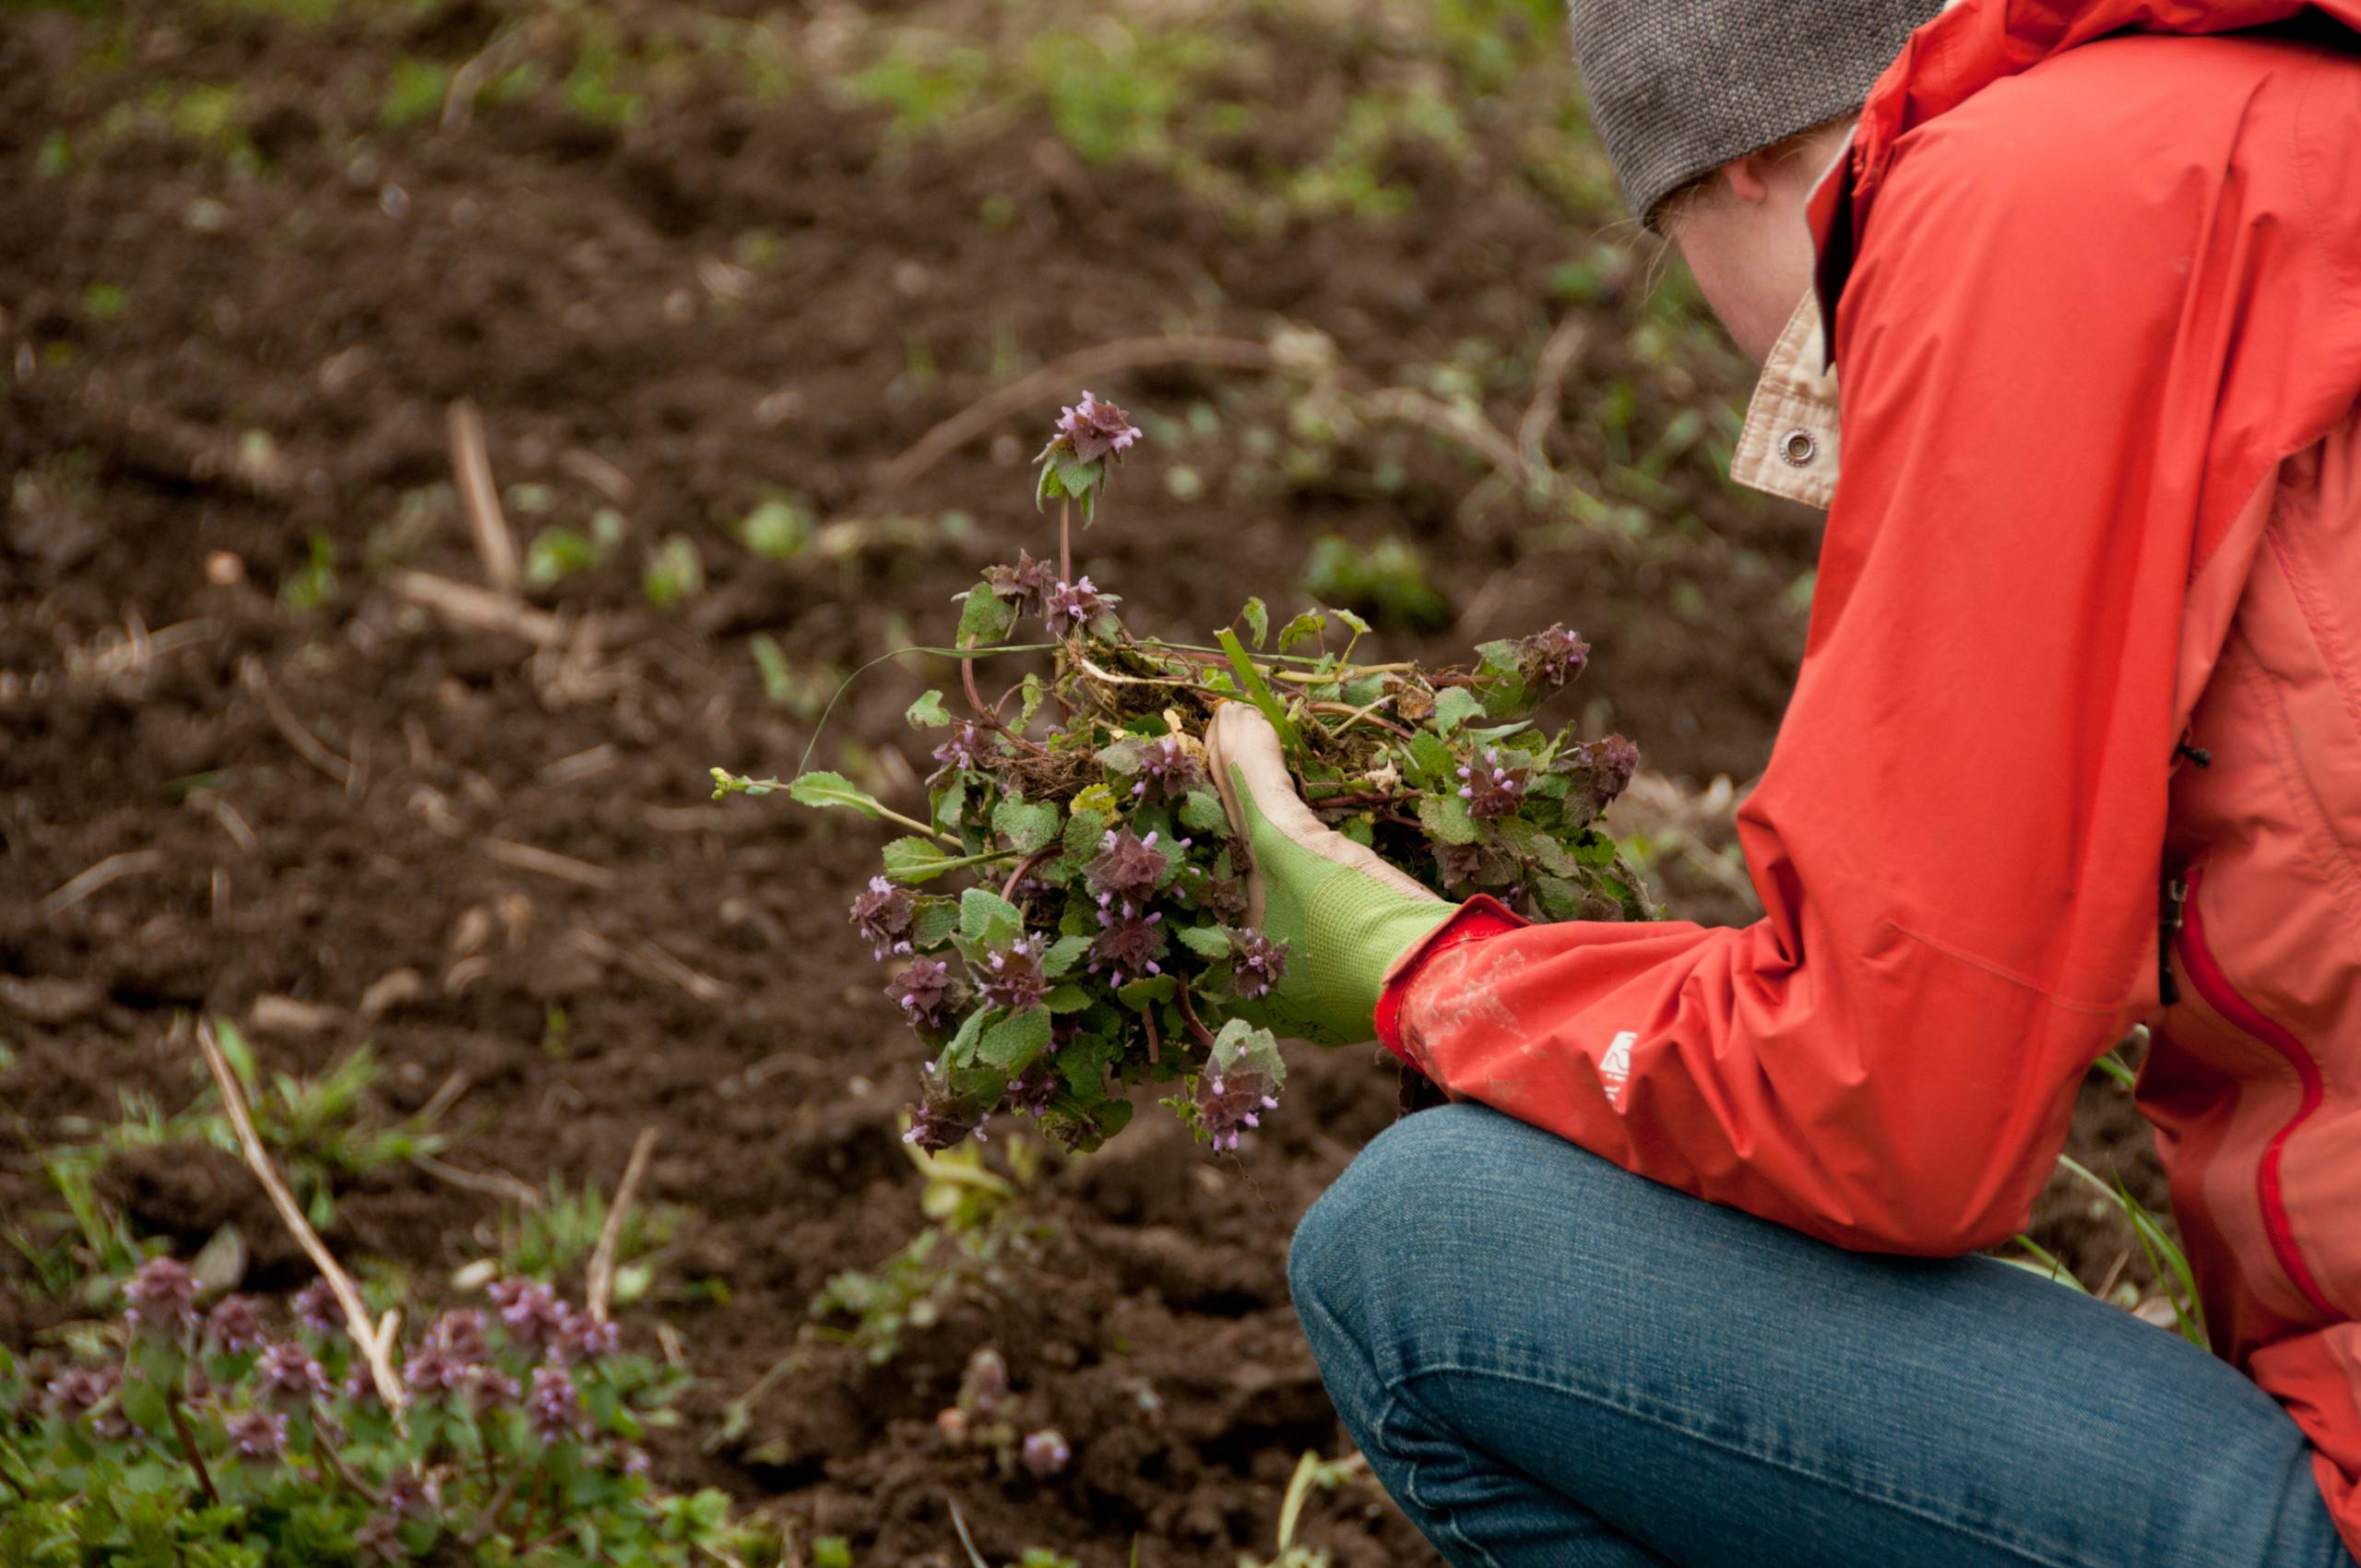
0, 1, 2169, 1562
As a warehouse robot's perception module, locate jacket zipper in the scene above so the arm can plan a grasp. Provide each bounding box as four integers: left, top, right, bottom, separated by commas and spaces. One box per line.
2174, 866, 2338, 1319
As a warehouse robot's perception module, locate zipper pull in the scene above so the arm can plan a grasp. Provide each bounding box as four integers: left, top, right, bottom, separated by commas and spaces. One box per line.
2158, 876, 2189, 1007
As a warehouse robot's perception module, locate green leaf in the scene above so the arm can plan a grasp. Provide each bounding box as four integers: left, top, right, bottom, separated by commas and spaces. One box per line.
1117, 974, 1177, 1010
1406, 731, 1454, 789
991, 795, 1061, 853
959, 888, 1024, 946
955, 581, 1018, 649
979, 1009, 1052, 1074
787, 770, 884, 817
1277, 610, 1328, 652
1179, 790, 1230, 835
1241, 597, 1269, 649
1176, 924, 1233, 959
1055, 450, 1105, 505
1042, 984, 1092, 1014
883, 837, 960, 884
942, 1007, 993, 1069
1043, 932, 1092, 976
1216, 627, 1300, 750
1533, 875, 1584, 921
1576, 832, 1622, 868
1493, 816, 1578, 875
1417, 792, 1478, 846
1332, 607, 1372, 636
1062, 807, 1109, 869
1430, 688, 1484, 737
1055, 1031, 1121, 1092
119, 1377, 171, 1437
906, 690, 952, 728
1209, 1016, 1286, 1083
1018, 673, 1047, 731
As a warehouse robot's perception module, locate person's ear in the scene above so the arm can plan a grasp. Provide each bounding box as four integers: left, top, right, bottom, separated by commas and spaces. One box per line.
1719, 151, 1776, 207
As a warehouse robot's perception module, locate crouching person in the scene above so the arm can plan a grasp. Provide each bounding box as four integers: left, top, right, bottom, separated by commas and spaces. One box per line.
1205, 0, 2361, 1562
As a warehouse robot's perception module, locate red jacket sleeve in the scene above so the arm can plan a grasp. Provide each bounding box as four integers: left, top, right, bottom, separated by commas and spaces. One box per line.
1387, 103, 2209, 1255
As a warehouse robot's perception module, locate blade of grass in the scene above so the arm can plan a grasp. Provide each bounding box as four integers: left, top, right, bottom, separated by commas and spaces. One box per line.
1216, 627, 1300, 750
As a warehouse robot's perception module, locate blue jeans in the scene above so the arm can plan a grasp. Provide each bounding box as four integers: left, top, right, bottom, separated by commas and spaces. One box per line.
1290, 1104, 2355, 1568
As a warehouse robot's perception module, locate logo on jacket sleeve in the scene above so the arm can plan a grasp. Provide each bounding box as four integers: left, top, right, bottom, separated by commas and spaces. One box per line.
1600, 1030, 1636, 1107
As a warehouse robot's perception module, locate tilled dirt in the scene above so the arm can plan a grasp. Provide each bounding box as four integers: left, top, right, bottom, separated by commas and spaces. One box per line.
0, 2, 2169, 1562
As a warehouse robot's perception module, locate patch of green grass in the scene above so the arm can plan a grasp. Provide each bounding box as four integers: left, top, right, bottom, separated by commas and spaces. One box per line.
482, 1172, 682, 1299
564, 40, 647, 127
1021, 25, 1220, 165
642, 533, 706, 610
845, 34, 990, 137
526, 507, 626, 586
1300, 534, 1450, 631
380, 54, 451, 129
36, 129, 73, 178
81, 281, 127, 320
739, 493, 814, 562
279, 528, 338, 614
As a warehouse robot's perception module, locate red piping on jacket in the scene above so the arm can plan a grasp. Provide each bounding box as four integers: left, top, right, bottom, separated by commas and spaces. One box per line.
2175, 865, 2339, 1319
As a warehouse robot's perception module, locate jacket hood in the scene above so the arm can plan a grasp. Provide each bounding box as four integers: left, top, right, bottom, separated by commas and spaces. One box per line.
1809, 0, 2361, 337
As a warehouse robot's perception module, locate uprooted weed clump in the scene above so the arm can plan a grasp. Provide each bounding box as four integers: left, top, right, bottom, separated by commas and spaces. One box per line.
718, 395, 1650, 1159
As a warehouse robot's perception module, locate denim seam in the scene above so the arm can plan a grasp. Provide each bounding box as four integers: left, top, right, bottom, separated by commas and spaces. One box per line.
1391, 1361, 2093, 1568
1297, 1283, 1515, 1568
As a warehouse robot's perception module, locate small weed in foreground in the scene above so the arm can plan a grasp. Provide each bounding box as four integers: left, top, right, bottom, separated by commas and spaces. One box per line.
0, 1259, 779, 1565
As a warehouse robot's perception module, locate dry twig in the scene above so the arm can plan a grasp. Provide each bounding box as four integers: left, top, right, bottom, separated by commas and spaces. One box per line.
479, 837, 618, 891
878, 335, 1276, 490
192, 1018, 407, 1411
447, 398, 520, 595
1518, 315, 1593, 470
241, 657, 351, 785
388, 570, 566, 646
411, 1154, 544, 1210
586, 1127, 659, 1323
39, 849, 165, 917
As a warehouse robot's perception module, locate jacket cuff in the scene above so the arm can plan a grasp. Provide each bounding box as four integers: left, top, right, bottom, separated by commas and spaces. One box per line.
1372, 894, 1528, 1067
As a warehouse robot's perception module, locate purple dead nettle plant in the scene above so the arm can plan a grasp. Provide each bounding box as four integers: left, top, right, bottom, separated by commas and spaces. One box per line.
0, 1255, 746, 1563
722, 389, 1656, 1158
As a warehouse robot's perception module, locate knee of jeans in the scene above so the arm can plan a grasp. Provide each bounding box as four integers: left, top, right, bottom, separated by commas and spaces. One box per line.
1288, 1103, 1522, 1348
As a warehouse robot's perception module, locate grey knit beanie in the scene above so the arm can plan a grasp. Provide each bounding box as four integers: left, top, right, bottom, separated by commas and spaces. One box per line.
1568, 0, 1945, 225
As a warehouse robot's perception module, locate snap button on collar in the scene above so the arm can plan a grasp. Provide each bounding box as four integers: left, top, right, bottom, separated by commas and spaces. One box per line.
1780, 429, 1818, 467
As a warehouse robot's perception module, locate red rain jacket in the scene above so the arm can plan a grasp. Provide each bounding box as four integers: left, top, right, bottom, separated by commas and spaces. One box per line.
1380, 2, 2361, 1550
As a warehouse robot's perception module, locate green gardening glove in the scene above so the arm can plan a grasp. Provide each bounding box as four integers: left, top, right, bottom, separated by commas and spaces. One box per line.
1205, 703, 1459, 1045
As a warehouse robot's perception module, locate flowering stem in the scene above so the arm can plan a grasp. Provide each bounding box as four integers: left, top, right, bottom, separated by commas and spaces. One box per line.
1142, 1004, 1160, 1065
1309, 699, 1415, 741
1059, 498, 1073, 586
1000, 847, 1057, 902
1171, 981, 1218, 1051
871, 802, 966, 849
311, 1426, 385, 1504
164, 1392, 221, 1508
469, 1470, 522, 1546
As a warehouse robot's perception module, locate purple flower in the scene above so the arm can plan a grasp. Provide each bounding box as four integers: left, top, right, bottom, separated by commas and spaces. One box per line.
528, 1363, 590, 1444
904, 1071, 989, 1153
355, 1511, 407, 1563
849, 875, 916, 960
1518, 624, 1591, 686
292, 1278, 343, 1337
961, 1347, 1009, 1413
1193, 872, 1247, 921
1086, 828, 1169, 904
258, 1340, 329, 1404
1004, 1067, 1057, 1118
1455, 748, 1529, 821
931, 719, 1005, 777
1089, 903, 1166, 988
384, 1465, 443, 1517
1127, 736, 1203, 802
487, 1279, 571, 1355
1194, 1065, 1280, 1154
468, 1368, 521, 1412
122, 1256, 197, 1331
1044, 576, 1120, 634
885, 956, 965, 1031
1577, 733, 1640, 808
623, 1447, 653, 1478
985, 551, 1058, 620
403, 1348, 466, 1396
562, 1313, 623, 1364
1021, 1428, 1073, 1478
976, 934, 1049, 1013
1434, 839, 1493, 890
45, 1365, 118, 1419
1053, 391, 1143, 463
1228, 930, 1288, 1001
205, 1294, 266, 1354
227, 1408, 289, 1459
424, 1309, 491, 1364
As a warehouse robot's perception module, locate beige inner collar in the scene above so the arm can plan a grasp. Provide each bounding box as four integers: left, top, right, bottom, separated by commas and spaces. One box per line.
1729, 289, 1842, 511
